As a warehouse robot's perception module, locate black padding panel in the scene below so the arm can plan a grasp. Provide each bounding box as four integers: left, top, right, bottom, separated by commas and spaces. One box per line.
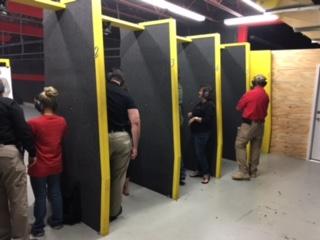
44, 0, 101, 231
221, 46, 247, 161
120, 24, 174, 196
178, 38, 217, 176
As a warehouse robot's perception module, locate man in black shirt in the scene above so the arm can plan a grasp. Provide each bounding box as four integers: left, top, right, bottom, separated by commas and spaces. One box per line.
107, 69, 140, 220
0, 80, 36, 240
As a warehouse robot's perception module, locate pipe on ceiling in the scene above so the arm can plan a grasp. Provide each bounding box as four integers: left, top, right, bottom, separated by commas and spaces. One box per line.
204, 0, 243, 17
118, 0, 217, 22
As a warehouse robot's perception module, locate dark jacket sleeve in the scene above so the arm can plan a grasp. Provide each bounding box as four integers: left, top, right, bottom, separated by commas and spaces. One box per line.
202, 102, 215, 126
9, 102, 36, 157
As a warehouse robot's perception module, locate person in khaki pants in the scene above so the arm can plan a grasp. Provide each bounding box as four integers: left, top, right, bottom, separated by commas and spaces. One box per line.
107, 69, 140, 220
0, 81, 36, 240
232, 75, 269, 181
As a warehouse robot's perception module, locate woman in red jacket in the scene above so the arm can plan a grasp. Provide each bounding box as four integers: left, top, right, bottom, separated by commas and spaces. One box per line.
28, 86, 67, 238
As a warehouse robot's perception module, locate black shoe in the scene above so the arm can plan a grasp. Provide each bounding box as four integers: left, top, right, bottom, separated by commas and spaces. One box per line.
110, 206, 123, 222
47, 217, 64, 230
31, 231, 45, 238
180, 180, 186, 186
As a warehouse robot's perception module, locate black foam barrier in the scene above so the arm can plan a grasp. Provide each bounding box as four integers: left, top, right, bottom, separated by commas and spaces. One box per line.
44, 0, 102, 231
178, 38, 217, 176
221, 46, 247, 161
120, 23, 176, 197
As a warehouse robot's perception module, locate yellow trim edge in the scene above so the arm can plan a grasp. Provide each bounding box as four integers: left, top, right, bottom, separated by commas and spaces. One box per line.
250, 51, 272, 153
102, 15, 145, 31
60, 0, 77, 4
221, 42, 250, 48
11, 0, 67, 10
177, 36, 192, 43
213, 35, 223, 178
140, 18, 172, 27
244, 44, 251, 163
168, 19, 181, 200
92, 0, 110, 236
0, 59, 10, 67
188, 33, 220, 40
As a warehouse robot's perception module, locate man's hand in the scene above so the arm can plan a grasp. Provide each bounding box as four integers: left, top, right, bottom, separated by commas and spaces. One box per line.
131, 147, 138, 160
188, 112, 193, 118
28, 157, 37, 168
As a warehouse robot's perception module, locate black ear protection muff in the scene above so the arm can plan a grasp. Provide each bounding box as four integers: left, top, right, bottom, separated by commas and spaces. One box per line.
34, 96, 44, 113
251, 74, 267, 88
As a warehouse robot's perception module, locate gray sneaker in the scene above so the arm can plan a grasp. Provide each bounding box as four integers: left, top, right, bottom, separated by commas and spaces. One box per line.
232, 171, 250, 180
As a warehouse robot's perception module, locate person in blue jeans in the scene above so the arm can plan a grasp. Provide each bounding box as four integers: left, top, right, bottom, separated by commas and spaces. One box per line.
188, 86, 215, 184
28, 87, 67, 237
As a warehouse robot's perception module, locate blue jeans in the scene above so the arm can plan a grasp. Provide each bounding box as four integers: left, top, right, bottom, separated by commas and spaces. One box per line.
30, 174, 63, 234
192, 132, 210, 176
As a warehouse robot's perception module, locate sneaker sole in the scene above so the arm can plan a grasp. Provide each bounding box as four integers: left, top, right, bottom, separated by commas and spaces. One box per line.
232, 177, 251, 181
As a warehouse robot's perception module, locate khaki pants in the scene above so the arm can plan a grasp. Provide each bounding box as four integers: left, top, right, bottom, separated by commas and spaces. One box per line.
0, 145, 28, 240
235, 122, 264, 174
109, 132, 131, 217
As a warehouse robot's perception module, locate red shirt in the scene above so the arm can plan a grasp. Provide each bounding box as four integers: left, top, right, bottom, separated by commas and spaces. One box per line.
28, 115, 67, 177
236, 86, 269, 122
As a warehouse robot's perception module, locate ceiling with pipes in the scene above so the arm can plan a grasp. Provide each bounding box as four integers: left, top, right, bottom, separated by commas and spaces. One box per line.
102, 0, 258, 23
258, 0, 320, 43
0, 0, 319, 61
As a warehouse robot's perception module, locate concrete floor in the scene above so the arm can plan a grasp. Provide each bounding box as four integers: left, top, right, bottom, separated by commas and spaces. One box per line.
23, 105, 320, 240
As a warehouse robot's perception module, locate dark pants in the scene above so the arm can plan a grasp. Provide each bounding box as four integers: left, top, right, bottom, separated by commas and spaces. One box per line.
192, 132, 210, 176
30, 174, 63, 235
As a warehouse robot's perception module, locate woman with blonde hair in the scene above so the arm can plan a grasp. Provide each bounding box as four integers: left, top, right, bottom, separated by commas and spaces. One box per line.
28, 86, 67, 238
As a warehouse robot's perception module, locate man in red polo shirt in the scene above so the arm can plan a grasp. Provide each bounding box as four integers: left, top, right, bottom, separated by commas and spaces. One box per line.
232, 75, 269, 180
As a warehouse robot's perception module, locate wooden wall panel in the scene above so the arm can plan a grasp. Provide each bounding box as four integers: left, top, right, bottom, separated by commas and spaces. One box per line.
271, 49, 320, 159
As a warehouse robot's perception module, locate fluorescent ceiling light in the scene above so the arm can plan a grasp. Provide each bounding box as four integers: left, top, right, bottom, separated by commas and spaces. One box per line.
241, 0, 265, 13
224, 14, 279, 26
138, 0, 206, 22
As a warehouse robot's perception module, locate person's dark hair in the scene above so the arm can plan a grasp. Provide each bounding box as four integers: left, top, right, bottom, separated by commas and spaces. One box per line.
35, 86, 59, 113
200, 86, 213, 101
252, 74, 267, 87
108, 68, 125, 86
0, 79, 4, 94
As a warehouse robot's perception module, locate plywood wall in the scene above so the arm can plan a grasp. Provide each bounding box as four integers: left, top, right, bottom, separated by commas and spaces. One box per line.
271, 49, 320, 159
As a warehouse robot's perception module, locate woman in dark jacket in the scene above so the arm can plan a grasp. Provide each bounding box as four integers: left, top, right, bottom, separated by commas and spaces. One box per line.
188, 86, 215, 184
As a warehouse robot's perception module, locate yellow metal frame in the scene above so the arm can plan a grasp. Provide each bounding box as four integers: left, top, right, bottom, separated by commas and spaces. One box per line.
11, 0, 73, 10
250, 51, 272, 153
102, 15, 145, 31
168, 19, 182, 200
60, 0, 76, 3
92, 0, 110, 236
140, 19, 176, 27
188, 33, 222, 40
213, 34, 223, 178
177, 36, 192, 43
0, 59, 10, 67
